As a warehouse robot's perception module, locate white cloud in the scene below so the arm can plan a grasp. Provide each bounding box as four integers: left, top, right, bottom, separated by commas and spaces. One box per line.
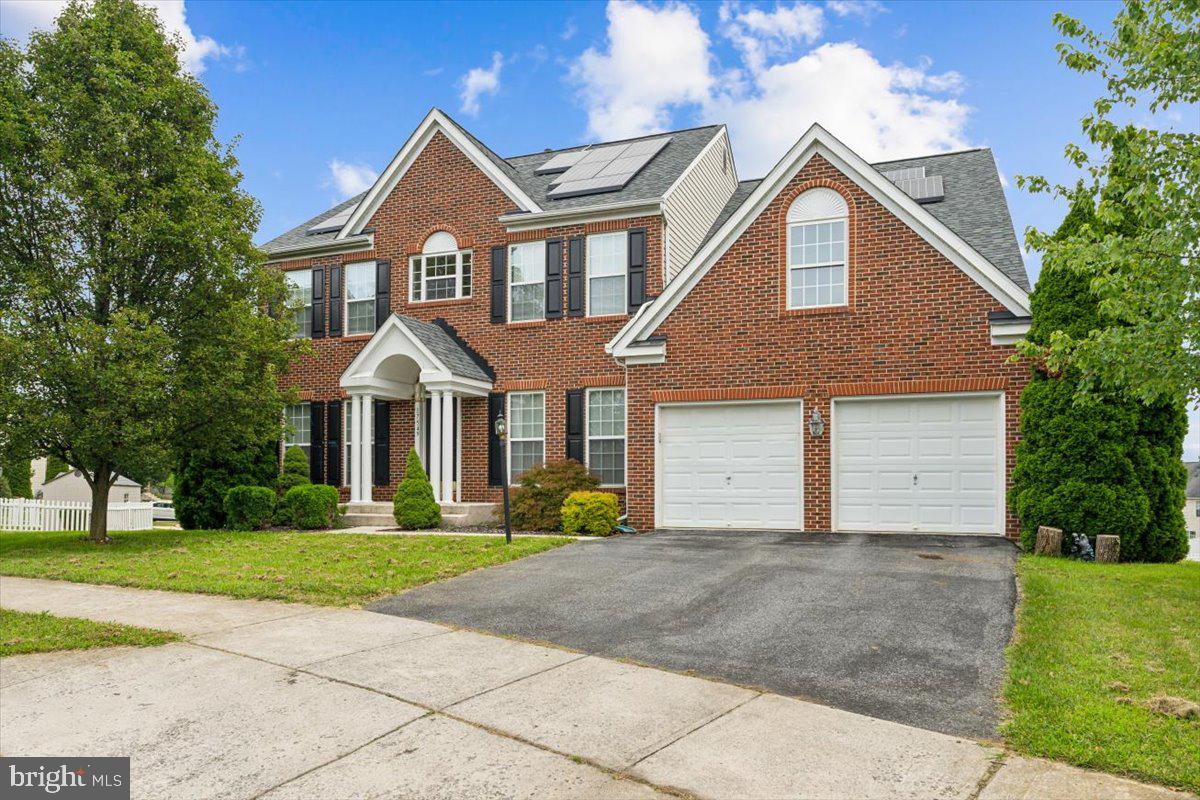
0, 0, 233, 74
827, 0, 886, 20
459, 52, 504, 117
571, 0, 714, 140
720, 1, 824, 73
327, 160, 378, 198
570, 0, 973, 175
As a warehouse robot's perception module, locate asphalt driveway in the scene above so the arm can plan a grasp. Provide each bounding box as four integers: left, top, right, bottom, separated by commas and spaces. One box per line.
370, 530, 1018, 739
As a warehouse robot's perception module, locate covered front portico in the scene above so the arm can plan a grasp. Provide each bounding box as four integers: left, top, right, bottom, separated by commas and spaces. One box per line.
340, 314, 493, 510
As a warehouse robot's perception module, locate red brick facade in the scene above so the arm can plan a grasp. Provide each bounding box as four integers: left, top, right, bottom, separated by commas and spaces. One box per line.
273, 132, 1026, 537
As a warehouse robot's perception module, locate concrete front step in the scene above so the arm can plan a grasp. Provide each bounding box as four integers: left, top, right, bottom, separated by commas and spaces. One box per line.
342, 501, 497, 529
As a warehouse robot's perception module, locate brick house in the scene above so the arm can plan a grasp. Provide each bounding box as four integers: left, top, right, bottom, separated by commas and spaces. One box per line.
263, 109, 1032, 536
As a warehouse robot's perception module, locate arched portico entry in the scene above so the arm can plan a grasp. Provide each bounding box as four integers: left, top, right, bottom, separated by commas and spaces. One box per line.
340, 314, 492, 506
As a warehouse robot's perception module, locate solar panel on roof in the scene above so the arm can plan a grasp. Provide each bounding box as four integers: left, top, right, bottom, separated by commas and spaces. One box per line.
881, 166, 944, 204
546, 136, 671, 199
534, 149, 588, 175
307, 206, 355, 235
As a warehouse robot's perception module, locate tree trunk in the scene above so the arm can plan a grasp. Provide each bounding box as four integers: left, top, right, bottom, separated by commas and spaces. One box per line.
1034, 526, 1063, 556
1095, 535, 1121, 563
88, 478, 111, 543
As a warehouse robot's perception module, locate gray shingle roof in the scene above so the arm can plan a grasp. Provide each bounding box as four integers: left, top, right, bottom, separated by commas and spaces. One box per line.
504, 125, 724, 212
261, 192, 365, 256
871, 148, 1029, 290
699, 179, 762, 250
393, 314, 491, 383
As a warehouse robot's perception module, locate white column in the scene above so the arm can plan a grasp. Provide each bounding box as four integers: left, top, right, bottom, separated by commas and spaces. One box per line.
361, 395, 374, 502
350, 394, 362, 503
441, 391, 455, 502
429, 391, 443, 502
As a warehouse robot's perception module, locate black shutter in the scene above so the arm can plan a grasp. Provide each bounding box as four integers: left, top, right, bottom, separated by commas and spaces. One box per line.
310, 401, 325, 484
488, 392, 505, 486
628, 228, 647, 312
326, 400, 342, 487
373, 400, 390, 487
311, 267, 326, 339
545, 238, 563, 319
328, 265, 343, 336
566, 389, 585, 463
490, 246, 507, 323
567, 236, 584, 317
374, 260, 390, 331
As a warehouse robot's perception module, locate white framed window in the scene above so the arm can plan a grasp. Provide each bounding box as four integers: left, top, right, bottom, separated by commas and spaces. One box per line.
284, 403, 311, 458
284, 269, 312, 338
587, 231, 627, 316
507, 392, 545, 480
786, 188, 848, 309
586, 388, 625, 486
345, 261, 376, 334
508, 241, 546, 322
410, 232, 472, 302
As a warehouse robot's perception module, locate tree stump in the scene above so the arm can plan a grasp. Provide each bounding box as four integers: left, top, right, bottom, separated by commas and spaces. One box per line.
1095, 535, 1120, 563
1035, 526, 1063, 556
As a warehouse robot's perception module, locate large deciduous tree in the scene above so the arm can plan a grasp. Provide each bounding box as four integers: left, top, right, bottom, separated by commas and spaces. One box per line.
1017, 0, 1198, 404
0, 0, 300, 541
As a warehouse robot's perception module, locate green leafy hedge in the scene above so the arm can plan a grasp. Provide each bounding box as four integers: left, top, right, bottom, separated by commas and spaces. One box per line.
561, 491, 620, 536
223, 485, 276, 530
283, 484, 339, 530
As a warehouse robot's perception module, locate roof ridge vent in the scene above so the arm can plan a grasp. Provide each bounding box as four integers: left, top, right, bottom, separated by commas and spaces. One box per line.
881, 165, 944, 204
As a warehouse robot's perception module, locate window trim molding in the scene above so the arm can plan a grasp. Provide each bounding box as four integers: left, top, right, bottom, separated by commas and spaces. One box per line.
506, 391, 546, 481
585, 230, 629, 318
785, 209, 848, 311
343, 259, 378, 335
409, 249, 473, 304
507, 240, 547, 323
584, 387, 627, 488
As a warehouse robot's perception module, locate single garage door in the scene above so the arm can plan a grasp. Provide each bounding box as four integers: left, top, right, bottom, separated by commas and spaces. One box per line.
834, 394, 1003, 534
659, 401, 803, 529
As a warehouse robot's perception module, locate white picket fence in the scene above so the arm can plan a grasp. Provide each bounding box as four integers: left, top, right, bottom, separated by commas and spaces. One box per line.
0, 498, 154, 532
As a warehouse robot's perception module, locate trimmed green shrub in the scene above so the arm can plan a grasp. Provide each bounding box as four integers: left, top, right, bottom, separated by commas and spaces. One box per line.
511, 459, 600, 531
0, 472, 11, 498
284, 483, 339, 530
223, 485, 276, 530
278, 445, 310, 494
44, 455, 70, 483
561, 491, 620, 536
175, 440, 278, 530
1, 456, 32, 499
394, 449, 441, 530
1011, 193, 1188, 561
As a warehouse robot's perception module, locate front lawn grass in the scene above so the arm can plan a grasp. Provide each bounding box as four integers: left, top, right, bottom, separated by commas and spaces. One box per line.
1, 609, 179, 657
0, 529, 571, 607
1004, 555, 1200, 792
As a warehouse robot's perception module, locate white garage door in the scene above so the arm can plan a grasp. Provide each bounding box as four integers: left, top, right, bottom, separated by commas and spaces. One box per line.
835, 394, 1003, 534
659, 401, 803, 530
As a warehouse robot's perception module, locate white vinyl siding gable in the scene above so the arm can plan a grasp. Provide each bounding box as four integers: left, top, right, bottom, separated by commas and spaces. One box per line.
661, 132, 737, 283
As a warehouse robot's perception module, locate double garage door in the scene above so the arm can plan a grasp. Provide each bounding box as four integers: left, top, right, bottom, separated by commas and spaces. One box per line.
658, 395, 1003, 534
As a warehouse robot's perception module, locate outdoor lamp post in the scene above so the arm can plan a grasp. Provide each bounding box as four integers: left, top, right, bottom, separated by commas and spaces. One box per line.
494, 413, 511, 544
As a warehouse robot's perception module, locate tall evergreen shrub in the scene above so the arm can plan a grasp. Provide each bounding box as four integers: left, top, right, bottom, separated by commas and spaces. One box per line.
394, 449, 441, 530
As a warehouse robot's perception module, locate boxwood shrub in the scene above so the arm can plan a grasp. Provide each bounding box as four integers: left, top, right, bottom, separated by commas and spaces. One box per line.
284, 484, 339, 530
561, 491, 620, 536
223, 485, 276, 530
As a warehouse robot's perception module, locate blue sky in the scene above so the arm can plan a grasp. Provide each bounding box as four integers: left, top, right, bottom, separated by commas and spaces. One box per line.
3, 0, 1197, 458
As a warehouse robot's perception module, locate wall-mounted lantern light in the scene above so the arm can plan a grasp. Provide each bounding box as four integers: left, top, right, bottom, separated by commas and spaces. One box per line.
808, 408, 825, 438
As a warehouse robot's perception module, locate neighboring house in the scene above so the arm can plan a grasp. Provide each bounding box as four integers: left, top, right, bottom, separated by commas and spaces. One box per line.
37, 467, 141, 504
1186, 462, 1199, 562
263, 108, 1031, 537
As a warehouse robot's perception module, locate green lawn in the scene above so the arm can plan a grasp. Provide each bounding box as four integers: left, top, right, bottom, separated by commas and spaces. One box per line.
1004, 555, 1200, 792
1, 609, 179, 657
0, 529, 571, 607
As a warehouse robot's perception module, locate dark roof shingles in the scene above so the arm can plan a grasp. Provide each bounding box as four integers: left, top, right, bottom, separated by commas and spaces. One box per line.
393, 315, 491, 383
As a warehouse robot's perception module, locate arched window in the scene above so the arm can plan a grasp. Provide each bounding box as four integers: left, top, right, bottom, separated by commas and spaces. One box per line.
786, 188, 848, 308
410, 231, 472, 302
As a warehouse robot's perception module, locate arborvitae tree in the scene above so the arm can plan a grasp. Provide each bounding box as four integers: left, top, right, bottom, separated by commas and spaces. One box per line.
278, 446, 311, 494
393, 449, 441, 530
44, 455, 70, 483
175, 440, 278, 530
1012, 192, 1188, 561
1, 456, 32, 499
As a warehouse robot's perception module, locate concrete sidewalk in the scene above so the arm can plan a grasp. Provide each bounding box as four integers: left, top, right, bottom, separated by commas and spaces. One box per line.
1, 576, 1190, 800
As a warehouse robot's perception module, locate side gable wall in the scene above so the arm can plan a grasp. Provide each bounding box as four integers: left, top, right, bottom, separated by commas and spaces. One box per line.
625, 153, 1028, 535
662, 134, 737, 284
